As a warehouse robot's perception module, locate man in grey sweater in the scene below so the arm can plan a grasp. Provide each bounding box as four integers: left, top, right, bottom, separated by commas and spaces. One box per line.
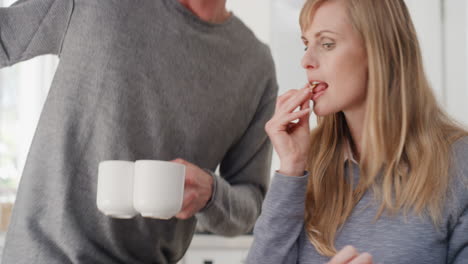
0, 0, 278, 263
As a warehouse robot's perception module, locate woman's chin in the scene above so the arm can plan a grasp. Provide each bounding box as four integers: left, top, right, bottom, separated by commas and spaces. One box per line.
312, 103, 340, 117
312, 104, 329, 117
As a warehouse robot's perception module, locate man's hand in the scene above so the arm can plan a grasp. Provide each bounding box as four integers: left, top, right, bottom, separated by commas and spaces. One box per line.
327, 246, 373, 264
171, 159, 214, 220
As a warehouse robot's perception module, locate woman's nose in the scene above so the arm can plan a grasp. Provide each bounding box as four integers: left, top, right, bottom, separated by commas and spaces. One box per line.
301, 50, 318, 70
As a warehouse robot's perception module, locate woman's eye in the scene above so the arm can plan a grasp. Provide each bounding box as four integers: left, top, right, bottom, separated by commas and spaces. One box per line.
304, 46, 308, 51
322, 43, 335, 50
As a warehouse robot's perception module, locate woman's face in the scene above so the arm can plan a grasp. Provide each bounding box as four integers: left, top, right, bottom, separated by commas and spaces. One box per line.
301, 0, 368, 116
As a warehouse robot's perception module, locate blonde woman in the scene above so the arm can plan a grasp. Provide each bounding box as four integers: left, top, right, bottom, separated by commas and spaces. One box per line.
246, 0, 468, 263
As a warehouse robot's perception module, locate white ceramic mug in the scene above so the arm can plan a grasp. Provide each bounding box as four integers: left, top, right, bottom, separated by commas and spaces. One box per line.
133, 160, 186, 219
96, 160, 137, 218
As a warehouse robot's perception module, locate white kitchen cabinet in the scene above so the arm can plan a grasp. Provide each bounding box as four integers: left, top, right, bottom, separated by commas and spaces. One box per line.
178, 235, 253, 264
182, 249, 248, 264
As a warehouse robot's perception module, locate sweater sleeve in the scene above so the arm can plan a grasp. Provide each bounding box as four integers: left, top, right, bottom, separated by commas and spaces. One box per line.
0, 0, 74, 68
447, 137, 468, 263
245, 172, 309, 264
448, 204, 468, 264
195, 67, 278, 236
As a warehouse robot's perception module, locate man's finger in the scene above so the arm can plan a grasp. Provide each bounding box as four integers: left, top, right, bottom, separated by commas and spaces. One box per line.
171, 158, 189, 165
184, 172, 196, 186
176, 203, 197, 220
180, 189, 198, 210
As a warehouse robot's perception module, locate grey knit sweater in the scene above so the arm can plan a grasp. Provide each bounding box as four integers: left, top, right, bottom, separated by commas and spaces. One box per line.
246, 138, 468, 264
0, 0, 278, 263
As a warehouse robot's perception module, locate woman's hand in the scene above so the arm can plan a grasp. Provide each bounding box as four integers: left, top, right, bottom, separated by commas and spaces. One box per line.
265, 84, 313, 176
327, 246, 373, 264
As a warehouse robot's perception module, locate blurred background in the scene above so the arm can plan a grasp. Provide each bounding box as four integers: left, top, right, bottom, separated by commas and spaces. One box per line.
0, 0, 467, 263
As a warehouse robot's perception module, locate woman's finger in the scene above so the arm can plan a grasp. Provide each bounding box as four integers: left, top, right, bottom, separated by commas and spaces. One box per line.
276, 89, 298, 107
328, 245, 359, 264
277, 108, 310, 127
286, 122, 300, 133
276, 84, 309, 109
265, 108, 309, 134
281, 87, 313, 114
349, 253, 373, 264
299, 96, 311, 124
300, 93, 311, 110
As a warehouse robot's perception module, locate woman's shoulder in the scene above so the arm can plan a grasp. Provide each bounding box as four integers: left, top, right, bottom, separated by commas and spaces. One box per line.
442, 136, 468, 242
448, 136, 468, 212
452, 136, 468, 164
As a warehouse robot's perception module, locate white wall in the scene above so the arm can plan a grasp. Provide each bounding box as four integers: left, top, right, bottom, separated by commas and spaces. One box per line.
444, 0, 468, 127
226, 0, 271, 45
270, 0, 308, 95
405, 0, 444, 101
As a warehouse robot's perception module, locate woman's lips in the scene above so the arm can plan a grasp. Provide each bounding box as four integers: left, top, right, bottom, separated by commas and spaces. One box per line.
310, 82, 328, 101
312, 89, 326, 101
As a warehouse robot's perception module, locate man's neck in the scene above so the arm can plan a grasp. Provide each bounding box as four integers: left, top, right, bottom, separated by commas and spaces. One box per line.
178, 0, 230, 24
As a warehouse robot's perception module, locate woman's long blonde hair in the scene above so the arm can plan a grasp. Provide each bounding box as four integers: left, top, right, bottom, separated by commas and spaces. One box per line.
300, 0, 468, 256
